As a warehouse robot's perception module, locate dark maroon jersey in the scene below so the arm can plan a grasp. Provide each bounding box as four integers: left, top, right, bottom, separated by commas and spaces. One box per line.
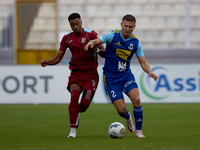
59, 28, 99, 70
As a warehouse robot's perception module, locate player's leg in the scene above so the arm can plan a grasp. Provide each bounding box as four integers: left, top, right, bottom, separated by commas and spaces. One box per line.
122, 73, 144, 137
67, 83, 82, 137
112, 99, 135, 133
128, 88, 145, 137
79, 89, 94, 112
104, 75, 135, 133
67, 71, 84, 137
78, 71, 99, 113
69, 83, 82, 126
112, 99, 127, 116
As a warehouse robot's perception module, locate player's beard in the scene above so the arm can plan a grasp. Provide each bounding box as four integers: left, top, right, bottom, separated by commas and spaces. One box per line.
125, 30, 131, 36
123, 32, 131, 39
74, 28, 82, 35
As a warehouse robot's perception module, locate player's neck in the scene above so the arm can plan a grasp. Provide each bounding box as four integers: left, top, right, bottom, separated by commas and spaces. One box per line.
120, 31, 131, 39
74, 28, 83, 35
122, 34, 131, 40
123, 35, 131, 39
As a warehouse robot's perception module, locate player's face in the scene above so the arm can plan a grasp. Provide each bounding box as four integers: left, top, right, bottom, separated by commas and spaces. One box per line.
69, 18, 83, 35
121, 20, 136, 39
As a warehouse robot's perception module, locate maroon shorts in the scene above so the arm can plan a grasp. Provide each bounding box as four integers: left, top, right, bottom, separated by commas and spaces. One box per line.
67, 69, 99, 93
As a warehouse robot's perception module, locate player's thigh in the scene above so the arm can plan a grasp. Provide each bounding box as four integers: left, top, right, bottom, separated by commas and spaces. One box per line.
83, 73, 99, 99
67, 72, 83, 92
122, 72, 138, 95
105, 83, 124, 103
70, 83, 82, 93
84, 72, 99, 90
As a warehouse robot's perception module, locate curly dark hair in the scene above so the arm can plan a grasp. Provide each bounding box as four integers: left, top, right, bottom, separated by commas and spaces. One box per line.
68, 13, 81, 21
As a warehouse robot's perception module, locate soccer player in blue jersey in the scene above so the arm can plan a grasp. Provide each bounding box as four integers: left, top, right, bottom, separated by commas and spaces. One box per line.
84, 14, 159, 138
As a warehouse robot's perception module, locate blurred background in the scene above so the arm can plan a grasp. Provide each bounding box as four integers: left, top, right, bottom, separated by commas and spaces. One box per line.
0, 0, 200, 104
0, 0, 200, 65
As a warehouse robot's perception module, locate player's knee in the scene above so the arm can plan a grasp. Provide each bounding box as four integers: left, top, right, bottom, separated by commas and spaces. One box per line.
70, 90, 81, 104
131, 95, 141, 106
135, 96, 140, 102
135, 96, 141, 105
117, 108, 127, 116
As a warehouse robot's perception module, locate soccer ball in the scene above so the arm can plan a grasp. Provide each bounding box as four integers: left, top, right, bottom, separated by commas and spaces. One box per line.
108, 122, 125, 138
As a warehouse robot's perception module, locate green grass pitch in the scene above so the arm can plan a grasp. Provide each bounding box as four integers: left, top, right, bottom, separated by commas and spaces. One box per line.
0, 103, 200, 150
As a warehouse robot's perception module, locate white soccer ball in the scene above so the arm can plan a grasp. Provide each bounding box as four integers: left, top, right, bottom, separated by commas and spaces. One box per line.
108, 122, 125, 138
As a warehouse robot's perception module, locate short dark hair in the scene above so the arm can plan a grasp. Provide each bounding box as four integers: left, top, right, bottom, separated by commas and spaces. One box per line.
122, 14, 136, 23
68, 13, 81, 21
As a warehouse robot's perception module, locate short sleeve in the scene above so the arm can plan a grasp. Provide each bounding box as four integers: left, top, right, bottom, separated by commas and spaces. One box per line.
89, 30, 98, 40
59, 35, 68, 51
135, 41, 144, 57
99, 31, 114, 44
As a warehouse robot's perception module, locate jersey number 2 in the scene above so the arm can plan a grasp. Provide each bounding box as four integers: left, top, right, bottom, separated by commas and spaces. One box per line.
111, 90, 116, 98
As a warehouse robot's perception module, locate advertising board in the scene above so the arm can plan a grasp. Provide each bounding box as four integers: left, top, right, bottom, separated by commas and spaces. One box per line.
0, 64, 200, 104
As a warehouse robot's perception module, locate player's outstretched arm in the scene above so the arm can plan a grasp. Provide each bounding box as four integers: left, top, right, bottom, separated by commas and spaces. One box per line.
84, 38, 102, 51
41, 50, 65, 67
137, 56, 159, 81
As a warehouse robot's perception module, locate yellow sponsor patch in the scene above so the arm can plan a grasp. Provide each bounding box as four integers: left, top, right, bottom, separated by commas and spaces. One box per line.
116, 48, 131, 60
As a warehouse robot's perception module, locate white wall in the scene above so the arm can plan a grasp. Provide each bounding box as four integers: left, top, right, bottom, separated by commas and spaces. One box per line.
0, 64, 200, 104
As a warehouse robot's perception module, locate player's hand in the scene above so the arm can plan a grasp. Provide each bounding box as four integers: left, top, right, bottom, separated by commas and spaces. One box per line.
41, 60, 48, 67
84, 40, 95, 51
149, 73, 159, 81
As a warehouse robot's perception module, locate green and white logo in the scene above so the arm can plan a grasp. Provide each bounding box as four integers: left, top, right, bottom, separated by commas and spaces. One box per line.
139, 67, 169, 100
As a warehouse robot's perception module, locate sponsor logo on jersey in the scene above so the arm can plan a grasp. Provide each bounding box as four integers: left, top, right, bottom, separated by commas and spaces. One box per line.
114, 42, 121, 46
116, 48, 131, 60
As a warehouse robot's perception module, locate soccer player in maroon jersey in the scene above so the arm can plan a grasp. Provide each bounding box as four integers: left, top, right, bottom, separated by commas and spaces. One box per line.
41, 13, 105, 137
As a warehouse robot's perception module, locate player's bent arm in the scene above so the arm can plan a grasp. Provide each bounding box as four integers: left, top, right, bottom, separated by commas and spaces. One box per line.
137, 56, 153, 77
41, 50, 65, 67
137, 56, 152, 74
137, 56, 159, 81
93, 38, 103, 47
84, 38, 103, 51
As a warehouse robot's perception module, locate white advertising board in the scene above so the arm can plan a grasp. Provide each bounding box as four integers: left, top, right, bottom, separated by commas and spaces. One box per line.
0, 64, 200, 104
